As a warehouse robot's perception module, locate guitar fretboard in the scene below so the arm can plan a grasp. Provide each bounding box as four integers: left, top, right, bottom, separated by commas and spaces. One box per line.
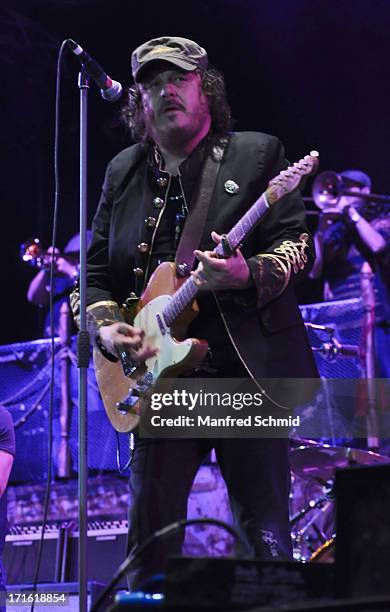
163, 193, 269, 327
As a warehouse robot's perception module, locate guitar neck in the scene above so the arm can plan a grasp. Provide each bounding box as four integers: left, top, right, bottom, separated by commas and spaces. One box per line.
214, 192, 270, 256
163, 193, 269, 327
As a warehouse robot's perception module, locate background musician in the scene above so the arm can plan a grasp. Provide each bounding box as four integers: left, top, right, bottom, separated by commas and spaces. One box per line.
310, 169, 390, 379
27, 232, 91, 337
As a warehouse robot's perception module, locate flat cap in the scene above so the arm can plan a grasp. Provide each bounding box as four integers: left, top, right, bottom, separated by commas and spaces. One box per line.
131, 36, 208, 82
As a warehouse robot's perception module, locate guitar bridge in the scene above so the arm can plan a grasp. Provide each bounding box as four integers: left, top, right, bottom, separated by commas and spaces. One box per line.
116, 401, 138, 415
115, 372, 154, 414
116, 391, 139, 414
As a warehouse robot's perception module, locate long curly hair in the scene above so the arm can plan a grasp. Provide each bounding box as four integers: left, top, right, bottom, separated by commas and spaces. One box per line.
120, 67, 232, 143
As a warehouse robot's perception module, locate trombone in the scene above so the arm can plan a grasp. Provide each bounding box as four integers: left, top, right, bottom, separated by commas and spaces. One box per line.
304, 171, 390, 214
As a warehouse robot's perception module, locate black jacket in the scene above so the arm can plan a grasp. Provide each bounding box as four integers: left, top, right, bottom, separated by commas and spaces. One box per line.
84, 131, 318, 379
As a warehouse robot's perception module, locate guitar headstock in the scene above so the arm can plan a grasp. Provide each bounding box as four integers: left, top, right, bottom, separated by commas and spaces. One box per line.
265, 151, 319, 206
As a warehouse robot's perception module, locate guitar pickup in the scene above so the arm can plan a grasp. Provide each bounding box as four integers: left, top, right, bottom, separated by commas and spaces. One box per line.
156, 313, 166, 335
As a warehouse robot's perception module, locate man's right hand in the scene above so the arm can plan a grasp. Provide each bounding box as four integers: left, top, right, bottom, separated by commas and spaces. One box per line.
98, 322, 158, 364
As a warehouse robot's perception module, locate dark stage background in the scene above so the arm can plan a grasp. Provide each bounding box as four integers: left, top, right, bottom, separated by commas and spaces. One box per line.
1, 0, 390, 345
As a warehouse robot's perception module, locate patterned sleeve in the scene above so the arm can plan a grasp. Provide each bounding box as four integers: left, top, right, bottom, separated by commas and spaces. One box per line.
246, 137, 315, 308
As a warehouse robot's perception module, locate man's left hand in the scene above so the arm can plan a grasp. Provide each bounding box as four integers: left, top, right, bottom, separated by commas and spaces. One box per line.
192, 231, 252, 291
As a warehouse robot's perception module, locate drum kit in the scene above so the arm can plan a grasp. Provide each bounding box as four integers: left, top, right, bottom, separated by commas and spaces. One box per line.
289, 437, 390, 562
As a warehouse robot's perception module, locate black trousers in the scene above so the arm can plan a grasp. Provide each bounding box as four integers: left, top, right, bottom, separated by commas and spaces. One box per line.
127, 435, 292, 589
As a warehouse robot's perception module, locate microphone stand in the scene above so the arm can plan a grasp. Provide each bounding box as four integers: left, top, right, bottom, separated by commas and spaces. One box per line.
360, 261, 379, 451
77, 67, 90, 612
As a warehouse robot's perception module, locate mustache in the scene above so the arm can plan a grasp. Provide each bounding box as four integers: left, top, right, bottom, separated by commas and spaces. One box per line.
159, 99, 185, 113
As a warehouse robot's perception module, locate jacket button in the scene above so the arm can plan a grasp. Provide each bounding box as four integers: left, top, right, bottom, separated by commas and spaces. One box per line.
156, 177, 168, 188
145, 216, 156, 227
153, 197, 164, 209
133, 267, 144, 276
138, 243, 149, 253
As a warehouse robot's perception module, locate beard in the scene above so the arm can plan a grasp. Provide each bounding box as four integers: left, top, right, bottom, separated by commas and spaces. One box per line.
144, 98, 211, 148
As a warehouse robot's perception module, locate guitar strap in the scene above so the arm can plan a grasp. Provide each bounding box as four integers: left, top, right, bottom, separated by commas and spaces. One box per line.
175, 136, 229, 277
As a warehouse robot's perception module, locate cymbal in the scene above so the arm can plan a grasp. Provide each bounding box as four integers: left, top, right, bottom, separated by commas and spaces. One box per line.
290, 445, 390, 481
290, 436, 320, 448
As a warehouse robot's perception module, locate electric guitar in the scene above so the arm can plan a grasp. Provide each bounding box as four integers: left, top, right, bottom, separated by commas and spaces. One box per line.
94, 151, 319, 432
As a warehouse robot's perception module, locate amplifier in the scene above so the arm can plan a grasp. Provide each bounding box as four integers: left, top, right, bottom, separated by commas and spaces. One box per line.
4, 519, 128, 587
4, 528, 59, 585
66, 519, 128, 588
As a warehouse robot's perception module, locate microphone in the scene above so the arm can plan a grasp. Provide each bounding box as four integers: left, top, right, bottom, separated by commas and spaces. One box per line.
314, 338, 360, 360
66, 39, 122, 102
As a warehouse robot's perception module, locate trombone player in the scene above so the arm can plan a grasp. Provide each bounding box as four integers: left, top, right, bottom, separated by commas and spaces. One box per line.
310, 169, 390, 447
310, 169, 388, 299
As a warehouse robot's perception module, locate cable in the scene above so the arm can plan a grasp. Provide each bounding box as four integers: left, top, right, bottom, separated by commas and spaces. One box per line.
90, 517, 249, 612
30, 39, 68, 612
13, 380, 51, 429
0, 348, 57, 405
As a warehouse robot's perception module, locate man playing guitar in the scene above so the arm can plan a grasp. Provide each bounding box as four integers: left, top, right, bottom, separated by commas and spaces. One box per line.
71, 36, 318, 589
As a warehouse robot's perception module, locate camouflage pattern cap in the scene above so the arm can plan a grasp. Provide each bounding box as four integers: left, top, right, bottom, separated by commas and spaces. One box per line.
131, 36, 208, 82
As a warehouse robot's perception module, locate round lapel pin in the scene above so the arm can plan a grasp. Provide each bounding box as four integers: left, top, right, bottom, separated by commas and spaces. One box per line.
224, 180, 239, 194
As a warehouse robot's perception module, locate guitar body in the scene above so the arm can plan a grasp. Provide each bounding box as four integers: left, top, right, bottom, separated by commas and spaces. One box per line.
94, 262, 209, 432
